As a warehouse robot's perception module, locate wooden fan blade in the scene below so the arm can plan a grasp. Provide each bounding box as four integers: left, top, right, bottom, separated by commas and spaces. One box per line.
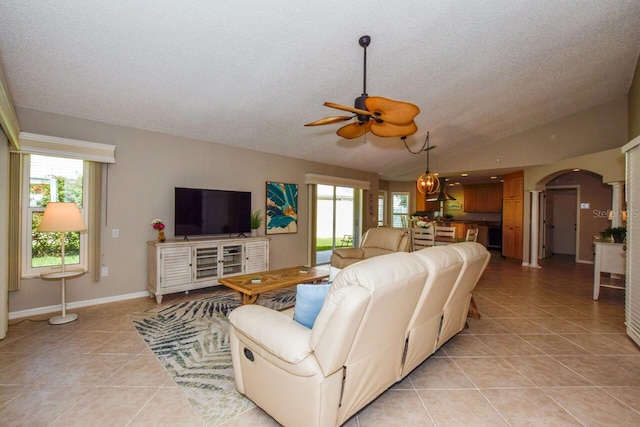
304, 116, 353, 126
370, 121, 418, 138
364, 96, 420, 125
337, 121, 372, 139
324, 101, 373, 117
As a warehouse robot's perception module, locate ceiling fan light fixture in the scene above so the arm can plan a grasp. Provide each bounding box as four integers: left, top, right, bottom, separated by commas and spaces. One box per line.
305, 35, 419, 140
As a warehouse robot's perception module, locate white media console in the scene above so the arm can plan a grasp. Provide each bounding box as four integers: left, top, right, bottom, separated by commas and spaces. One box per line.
147, 236, 269, 303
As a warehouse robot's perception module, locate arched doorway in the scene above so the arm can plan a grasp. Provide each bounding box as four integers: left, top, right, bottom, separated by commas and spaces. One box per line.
541, 170, 612, 263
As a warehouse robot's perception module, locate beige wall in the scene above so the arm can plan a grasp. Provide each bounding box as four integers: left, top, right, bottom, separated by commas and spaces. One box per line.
525, 148, 625, 190
546, 172, 612, 262
0, 132, 8, 337
9, 108, 379, 313
520, 148, 625, 265
630, 53, 640, 141
432, 97, 628, 177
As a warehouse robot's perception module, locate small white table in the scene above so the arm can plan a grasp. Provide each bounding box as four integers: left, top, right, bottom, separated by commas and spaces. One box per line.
593, 242, 626, 300
41, 267, 85, 324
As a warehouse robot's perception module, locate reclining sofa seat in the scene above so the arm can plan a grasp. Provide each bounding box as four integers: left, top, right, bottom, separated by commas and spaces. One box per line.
437, 242, 491, 349
330, 227, 410, 269
400, 245, 464, 379
228, 252, 429, 427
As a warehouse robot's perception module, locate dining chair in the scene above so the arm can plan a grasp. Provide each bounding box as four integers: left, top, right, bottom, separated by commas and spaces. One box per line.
465, 228, 478, 242
434, 225, 456, 246
412, 226, 435, 251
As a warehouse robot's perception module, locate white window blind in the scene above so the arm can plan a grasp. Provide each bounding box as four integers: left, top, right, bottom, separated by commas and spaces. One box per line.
623, 135, 640, 347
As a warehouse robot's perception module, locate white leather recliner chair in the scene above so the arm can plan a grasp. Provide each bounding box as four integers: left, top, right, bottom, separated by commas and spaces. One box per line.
229, 252, 428, 427
330, 227, 410, 269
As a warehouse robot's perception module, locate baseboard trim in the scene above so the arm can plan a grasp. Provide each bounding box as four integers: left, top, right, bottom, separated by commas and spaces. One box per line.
8, 291, 150, 320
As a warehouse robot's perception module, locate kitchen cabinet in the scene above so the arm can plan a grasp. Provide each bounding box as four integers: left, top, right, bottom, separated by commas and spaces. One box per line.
463, 184, 502, 212
502, 171, 524, 260
503, 199, 523, 259
503, 174, 524, 199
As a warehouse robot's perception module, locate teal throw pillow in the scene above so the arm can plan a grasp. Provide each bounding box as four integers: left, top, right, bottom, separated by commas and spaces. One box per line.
293, 283, 331, 329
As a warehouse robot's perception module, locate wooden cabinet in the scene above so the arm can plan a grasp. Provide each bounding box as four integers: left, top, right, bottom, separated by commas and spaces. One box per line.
502, 171, 524, 260
502, 199, 523, 259
463, 184, 502, 212
451, 222, 466, 240
503, 174, 524, 199
148, 237, 269, 303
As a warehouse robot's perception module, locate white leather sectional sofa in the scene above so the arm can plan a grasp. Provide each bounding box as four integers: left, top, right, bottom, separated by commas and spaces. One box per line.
229, 242, 490, 427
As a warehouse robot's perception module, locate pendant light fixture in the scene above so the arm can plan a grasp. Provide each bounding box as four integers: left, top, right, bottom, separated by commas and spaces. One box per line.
416, 132, 440, 196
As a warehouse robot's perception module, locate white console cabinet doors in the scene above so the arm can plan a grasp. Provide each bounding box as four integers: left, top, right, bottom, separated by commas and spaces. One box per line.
148, 237, 269, 303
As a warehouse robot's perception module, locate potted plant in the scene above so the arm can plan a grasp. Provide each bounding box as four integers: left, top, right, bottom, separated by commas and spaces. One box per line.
250, 210, 262, 236
600, 226, 626, 243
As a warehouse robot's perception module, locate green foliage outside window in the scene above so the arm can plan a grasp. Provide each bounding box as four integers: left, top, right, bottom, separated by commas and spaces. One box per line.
31, 173, 83, 261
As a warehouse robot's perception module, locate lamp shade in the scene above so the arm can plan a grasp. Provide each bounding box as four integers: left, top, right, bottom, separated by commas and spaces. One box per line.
38, 202, 87, 232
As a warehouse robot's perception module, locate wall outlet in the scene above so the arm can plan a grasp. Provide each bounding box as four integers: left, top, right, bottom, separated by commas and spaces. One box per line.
101, 266, 109, 277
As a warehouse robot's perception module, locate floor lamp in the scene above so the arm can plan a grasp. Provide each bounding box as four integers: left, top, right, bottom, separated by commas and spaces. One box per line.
38, 202, 87, 324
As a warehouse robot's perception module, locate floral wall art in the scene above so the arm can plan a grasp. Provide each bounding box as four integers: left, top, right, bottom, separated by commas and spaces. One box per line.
266, 181, 298, 234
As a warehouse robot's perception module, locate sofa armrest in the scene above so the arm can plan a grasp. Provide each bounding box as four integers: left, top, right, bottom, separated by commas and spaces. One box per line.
229, 305, 313, 364
332, 247, 364, 259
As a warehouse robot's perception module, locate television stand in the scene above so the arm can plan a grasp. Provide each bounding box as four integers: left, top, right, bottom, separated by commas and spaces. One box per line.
147, 236, 270, 303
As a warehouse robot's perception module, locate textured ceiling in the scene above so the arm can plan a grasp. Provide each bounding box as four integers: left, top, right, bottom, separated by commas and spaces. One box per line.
1, 1, 639, 182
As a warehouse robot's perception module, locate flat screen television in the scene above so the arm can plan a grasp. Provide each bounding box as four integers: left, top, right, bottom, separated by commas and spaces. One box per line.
174, 187, 251, 238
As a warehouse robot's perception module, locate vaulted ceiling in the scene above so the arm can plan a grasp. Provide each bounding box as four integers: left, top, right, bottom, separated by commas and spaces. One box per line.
1, 1, 639, 182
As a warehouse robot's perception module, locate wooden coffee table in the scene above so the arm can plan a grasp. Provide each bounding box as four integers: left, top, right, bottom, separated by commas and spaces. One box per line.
218, 265, 329, 305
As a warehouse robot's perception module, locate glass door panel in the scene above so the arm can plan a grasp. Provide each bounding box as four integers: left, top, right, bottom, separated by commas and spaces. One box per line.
315, 185, 356, 265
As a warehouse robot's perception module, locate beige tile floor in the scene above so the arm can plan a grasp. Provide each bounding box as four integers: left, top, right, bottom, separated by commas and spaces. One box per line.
1, 253, 639, 426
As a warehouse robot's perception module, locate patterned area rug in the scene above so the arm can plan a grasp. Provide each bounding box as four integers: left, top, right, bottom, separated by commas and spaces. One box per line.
130, 288, 296, 426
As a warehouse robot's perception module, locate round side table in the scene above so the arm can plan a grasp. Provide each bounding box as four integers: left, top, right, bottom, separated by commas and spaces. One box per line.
40, 268, 85, 325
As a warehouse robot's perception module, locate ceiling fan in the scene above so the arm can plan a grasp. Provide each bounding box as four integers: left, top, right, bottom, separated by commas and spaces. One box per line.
305, 35, 420, 139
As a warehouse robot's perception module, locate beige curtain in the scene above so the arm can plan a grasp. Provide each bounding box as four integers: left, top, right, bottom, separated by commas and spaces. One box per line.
87, 161, 103, 282
8, 152, 23, 291
0, 64, 20, 149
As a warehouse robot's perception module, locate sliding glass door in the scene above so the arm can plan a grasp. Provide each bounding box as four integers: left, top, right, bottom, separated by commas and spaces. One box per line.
315, 184, 360, 265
